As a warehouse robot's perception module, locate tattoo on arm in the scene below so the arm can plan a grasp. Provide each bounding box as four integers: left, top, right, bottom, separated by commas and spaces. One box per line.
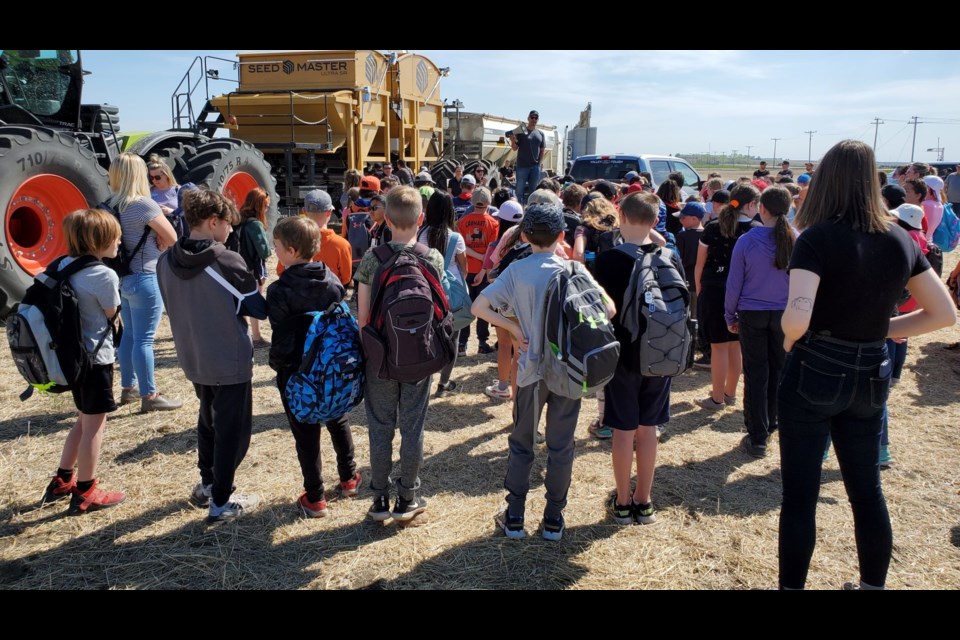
790, 297, 813, 312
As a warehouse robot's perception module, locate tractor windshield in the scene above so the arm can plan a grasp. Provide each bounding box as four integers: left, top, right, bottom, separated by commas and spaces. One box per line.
0, 50, 78, 117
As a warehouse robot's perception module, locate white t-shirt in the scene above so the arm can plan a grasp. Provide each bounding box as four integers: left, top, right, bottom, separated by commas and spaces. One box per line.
417, 228, 466, 281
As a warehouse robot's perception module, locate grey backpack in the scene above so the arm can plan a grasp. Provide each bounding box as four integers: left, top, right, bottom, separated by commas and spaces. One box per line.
616, 244, 692, 377
540, 261, 620, 399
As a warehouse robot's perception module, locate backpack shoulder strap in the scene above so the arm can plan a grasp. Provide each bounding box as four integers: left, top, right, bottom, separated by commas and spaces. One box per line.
443, 232, 460, 270
203, 265, 249, 314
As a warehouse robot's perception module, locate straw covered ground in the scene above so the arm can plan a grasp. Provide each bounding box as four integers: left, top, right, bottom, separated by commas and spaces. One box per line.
1, 254, 958, 590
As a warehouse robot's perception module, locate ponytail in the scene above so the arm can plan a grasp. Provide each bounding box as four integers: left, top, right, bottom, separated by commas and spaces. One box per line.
760, 185, 795, 270
718, 183, 760, 238
774, 214, 795, 270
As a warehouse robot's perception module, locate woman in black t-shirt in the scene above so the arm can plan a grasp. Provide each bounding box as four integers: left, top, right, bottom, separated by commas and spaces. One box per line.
777, 140, 955, 591
695, 183, 761, 411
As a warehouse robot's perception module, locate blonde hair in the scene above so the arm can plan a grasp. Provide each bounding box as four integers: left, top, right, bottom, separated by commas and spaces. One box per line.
146, 154, 178, 188
108, 152, 151, 211
63, 208, 122, 257
581, 197, 620, 231
385, 186, 422, 230
273, 216, 320, 260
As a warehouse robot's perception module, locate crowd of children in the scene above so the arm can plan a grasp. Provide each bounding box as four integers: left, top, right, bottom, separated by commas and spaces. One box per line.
27, 139, 959, 590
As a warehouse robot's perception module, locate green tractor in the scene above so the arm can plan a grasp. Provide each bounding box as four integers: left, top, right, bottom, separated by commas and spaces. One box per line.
0, 49, 278, 317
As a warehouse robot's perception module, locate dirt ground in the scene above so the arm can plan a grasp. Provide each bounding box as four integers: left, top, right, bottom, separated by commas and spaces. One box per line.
0, 253, 958, 590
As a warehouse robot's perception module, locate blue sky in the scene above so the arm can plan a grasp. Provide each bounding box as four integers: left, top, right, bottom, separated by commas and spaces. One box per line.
82, 50, 960, 165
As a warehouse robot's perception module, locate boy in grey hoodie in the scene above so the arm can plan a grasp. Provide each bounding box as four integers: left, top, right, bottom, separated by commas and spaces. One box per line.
157, 189, 267, 522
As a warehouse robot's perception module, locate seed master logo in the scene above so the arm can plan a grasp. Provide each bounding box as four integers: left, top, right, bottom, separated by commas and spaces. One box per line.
283, 60, 294, 75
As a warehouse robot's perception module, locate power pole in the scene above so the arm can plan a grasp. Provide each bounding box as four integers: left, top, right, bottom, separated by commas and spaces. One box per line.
910, 116, 919, 162
745, 145, 753, 160
871, 117, 884, 150
804, 130, 816, 163
771, 138, 781, 165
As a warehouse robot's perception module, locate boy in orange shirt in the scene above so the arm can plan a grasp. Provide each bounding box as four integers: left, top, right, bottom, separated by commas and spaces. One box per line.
457, 186, 500, 355
277, 189, 352, 286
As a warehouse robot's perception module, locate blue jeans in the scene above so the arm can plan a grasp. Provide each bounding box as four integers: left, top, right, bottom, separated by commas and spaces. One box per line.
514, 164, 541, 204
119, 272, 163, 397
777, 334, 892, 589
880, 338, 907, 448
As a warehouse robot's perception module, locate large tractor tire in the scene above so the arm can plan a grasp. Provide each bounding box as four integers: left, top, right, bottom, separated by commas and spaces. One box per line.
181, 139, 279, 230
0, 126, 110, 317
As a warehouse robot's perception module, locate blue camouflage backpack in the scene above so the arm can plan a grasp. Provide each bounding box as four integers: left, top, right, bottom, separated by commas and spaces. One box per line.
284, 302, 365, 424
441, 231, 474, 331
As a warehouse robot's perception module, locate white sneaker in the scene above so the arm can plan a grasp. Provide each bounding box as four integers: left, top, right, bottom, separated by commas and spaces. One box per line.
208, 493, 259, 523
484, 382, 512, 401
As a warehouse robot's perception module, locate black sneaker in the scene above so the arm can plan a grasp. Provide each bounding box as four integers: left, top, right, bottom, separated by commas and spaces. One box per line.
740, 434, 767, 458
435, 380, 459, 398
542, 514, 565, 541
633, 501, 657, 525
457, 345, 467, 358
392, 495, 428, 522
495, 508, 526, 539
368, 494, 391, 522
607, 495, 634, 525
478, 342, 495, 355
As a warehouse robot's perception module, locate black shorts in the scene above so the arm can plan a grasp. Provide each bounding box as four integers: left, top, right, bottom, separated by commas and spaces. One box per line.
71, 364, 118, 415
698, 285, 738, 344
603, 364, 671, 430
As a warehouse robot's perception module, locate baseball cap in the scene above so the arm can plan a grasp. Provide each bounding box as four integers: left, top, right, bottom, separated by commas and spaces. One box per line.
893, 203, 925, 231
796, 174, 811, 185
359, 175, 381, 192
624, 171, 640, 182
711, 189, 731, 205
303, 189, 333, 213
497, 200, 524, 222
592, 181, 618, 200
460, 174, 477, 186
923, 175, 945, 193
529, 110, 539, 118
674, 201, 706, 219
521, 203, 565, 235
415, 171, 434, 185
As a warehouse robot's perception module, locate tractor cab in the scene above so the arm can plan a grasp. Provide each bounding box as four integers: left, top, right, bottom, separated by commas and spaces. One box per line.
0, 49, 82, 129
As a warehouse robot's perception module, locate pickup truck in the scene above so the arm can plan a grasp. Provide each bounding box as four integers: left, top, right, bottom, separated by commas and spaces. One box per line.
570, 154, 703, 198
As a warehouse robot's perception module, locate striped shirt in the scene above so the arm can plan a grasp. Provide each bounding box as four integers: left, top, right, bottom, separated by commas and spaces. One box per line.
118, 197, 162, 273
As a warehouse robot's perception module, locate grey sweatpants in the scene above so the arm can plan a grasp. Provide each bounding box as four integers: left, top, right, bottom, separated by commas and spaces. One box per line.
504, 380, 581, 520
364, 370, 432, 500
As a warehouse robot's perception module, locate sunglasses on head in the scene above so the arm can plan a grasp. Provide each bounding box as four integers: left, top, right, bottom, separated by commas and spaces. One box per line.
149, 174, 164, 182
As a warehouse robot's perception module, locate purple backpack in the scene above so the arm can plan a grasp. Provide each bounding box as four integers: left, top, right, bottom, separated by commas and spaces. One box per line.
360, 243, 455, 382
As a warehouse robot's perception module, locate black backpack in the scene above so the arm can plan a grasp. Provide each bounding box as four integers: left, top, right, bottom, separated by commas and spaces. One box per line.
97, 199, 151, 277
6, 256, 119, 400
360, 244, 455, 383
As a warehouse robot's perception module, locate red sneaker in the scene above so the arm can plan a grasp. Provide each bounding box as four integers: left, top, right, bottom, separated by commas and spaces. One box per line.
338, 471, 362, 498
68, 481, 125, 515
297, 493, 328, 518
41, 475, 76, 505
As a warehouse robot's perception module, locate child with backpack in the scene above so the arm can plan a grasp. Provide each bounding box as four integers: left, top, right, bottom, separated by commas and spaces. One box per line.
418, 191, 469, 396
356, 186, 450, 522
266, 216, 361, 518
473, 203, 616, 541
37, 209, 126, 514
342, 176, 380, 270
695, 183, 762, 411
724, 185, 795, 458
235, 188, 273, 348
594, 192, 688, 525
157, 190, 267, 522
